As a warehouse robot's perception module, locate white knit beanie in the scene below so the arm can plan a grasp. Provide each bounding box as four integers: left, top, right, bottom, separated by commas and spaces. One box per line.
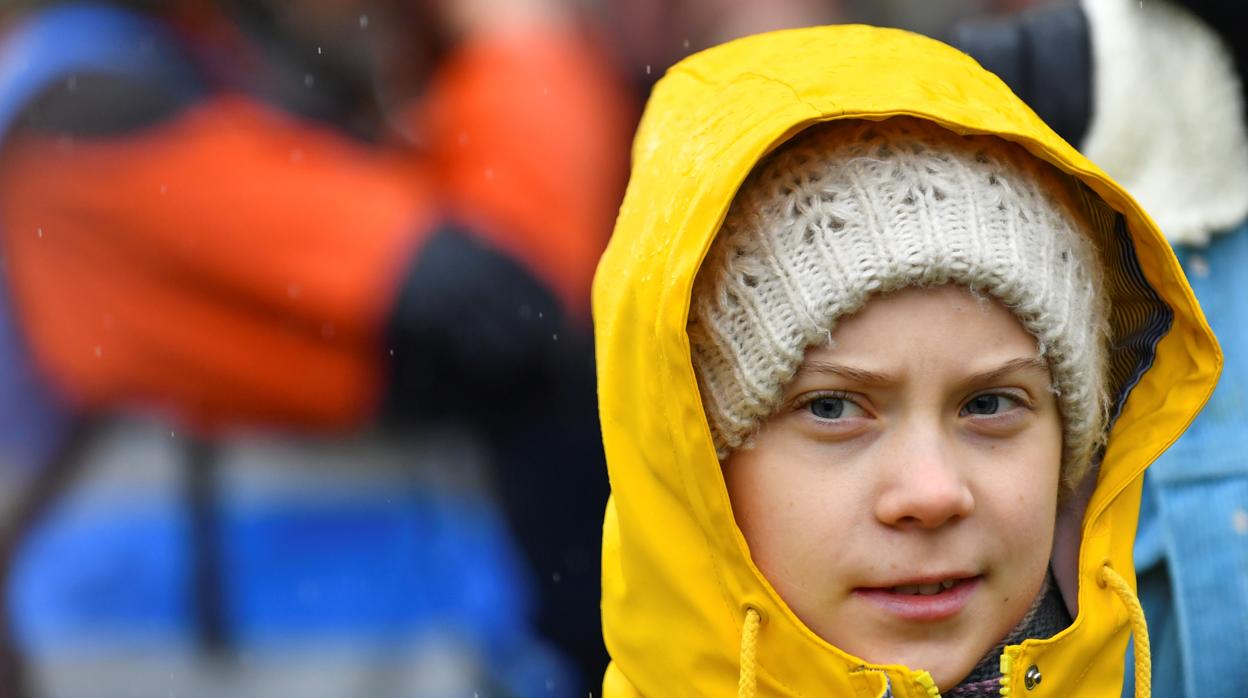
688, 117, 1110, 492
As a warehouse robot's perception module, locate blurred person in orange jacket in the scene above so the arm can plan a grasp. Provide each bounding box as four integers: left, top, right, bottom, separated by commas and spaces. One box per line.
0, 0, 632, 695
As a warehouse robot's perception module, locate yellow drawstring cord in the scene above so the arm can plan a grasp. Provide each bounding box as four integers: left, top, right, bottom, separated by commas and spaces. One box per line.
1099, 564, 1151, 698
739, 606, 761, 698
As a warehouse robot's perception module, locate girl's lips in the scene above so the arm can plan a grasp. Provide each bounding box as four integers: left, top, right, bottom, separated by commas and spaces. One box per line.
853, 576, 982, 622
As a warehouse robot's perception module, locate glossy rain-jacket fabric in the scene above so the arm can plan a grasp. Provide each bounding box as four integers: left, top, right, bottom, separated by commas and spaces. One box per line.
593, 25, 1220, 697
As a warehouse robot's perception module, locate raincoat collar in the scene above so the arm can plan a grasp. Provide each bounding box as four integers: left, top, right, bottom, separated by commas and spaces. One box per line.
595, 24, 1219, 697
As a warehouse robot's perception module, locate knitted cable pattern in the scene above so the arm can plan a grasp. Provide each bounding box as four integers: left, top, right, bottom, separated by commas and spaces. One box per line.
688, 117, 1111, 492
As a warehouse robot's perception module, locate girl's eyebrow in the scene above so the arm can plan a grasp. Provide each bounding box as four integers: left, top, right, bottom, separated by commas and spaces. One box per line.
798, 361, 893, 384
797, 356, 1050, 385
971, 357, 1051, 384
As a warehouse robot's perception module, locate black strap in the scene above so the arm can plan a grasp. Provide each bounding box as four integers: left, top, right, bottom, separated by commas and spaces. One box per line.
185, 437, 227, 653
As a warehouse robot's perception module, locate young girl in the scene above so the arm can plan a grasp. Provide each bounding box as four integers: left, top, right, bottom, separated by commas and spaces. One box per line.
593, 24, 1220, 697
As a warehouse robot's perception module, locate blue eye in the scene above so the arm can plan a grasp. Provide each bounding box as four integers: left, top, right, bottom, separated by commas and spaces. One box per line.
800, 393, 867, 422
962, 393, 1019, 416
809, 397, 848, 419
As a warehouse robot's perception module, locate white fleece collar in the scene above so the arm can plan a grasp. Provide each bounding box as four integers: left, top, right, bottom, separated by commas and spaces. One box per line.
1081, 0, 1248, 246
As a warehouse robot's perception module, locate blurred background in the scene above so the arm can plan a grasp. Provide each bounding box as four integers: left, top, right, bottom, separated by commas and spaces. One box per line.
12, 1, 1244, 697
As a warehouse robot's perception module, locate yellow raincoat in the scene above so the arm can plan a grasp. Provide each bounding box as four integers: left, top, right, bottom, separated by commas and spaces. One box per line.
593, 25, 1221, 698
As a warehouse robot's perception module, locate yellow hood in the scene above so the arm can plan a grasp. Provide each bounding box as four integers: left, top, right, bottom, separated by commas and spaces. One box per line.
593, 25, 1220, 697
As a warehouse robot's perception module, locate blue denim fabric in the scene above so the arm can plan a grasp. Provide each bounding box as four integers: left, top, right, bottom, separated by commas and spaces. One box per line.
1125, 225, 1248, 697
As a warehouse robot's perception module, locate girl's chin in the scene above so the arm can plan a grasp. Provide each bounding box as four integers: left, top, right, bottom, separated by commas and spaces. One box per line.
816, 630, 987, 692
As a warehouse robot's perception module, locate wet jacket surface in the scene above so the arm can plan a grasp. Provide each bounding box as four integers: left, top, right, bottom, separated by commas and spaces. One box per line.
593, 25, 1220, 697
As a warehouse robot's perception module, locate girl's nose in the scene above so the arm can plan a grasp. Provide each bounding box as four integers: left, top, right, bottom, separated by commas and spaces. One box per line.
873, 427, 975, 529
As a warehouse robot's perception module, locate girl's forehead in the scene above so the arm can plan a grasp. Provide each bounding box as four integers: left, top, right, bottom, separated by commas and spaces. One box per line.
791, 286, 1048, 383
819, 286, 1036, 346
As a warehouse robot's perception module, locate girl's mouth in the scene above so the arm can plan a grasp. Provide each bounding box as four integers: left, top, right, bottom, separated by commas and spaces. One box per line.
854, 576, 982, 621
888, 579, 958, 595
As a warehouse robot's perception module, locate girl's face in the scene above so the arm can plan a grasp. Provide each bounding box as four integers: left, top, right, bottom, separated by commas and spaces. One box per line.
723, 285, 1063, 690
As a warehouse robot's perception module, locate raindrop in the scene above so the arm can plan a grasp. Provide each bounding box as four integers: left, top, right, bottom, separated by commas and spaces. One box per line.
551, 572, 561, 583
66, 75, 78, 92
552, 333, 559, 342
682, 38, 690, 49
389, 348, 395, 356
645, 64, 651, 75
483, 167, 495, 180
321, 323, 335, 339
316, 46, 323, 55
290, 149, 304, 164
359, 14, 369, 29
1189, 253, 1211, 278
93, 345, 102, 358
304, 73, 315, 87
160, 184, 167, 195
286, 283, 301, 299
36, 227, 42, 239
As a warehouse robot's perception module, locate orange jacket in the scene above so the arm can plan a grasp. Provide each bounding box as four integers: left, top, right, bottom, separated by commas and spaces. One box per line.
0, 22, 632, 432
